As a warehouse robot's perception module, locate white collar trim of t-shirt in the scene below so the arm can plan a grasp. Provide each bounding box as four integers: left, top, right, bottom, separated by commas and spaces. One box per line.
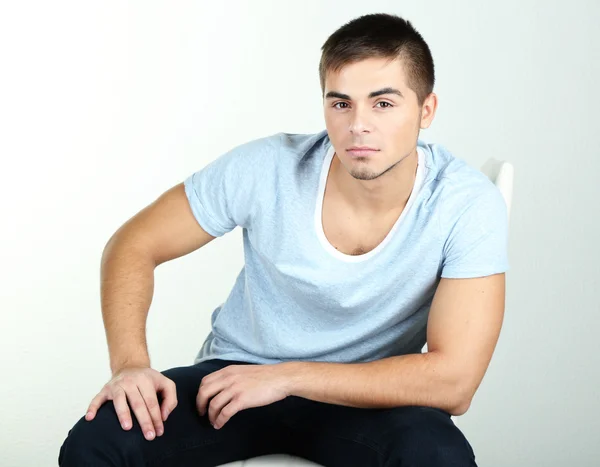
314, 143, 426, 263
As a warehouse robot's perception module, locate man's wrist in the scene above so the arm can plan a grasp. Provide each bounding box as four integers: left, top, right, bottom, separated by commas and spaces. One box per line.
110, 356, 151, 375
279, 361, 309, 397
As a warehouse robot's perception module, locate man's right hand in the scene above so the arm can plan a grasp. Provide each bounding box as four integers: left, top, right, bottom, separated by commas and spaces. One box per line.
84, 367, 178, 441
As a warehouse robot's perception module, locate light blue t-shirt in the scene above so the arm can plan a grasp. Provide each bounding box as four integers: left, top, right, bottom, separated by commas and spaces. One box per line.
183, 129, 510, 365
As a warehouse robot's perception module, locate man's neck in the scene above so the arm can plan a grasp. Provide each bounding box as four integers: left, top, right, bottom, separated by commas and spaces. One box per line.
329, 148, 419, 216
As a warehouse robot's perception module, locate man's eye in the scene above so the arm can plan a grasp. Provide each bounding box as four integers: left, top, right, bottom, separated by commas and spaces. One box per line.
332, 102, 393, 109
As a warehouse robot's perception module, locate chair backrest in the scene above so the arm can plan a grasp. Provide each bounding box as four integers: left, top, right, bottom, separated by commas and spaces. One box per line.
480, 159, 514, 225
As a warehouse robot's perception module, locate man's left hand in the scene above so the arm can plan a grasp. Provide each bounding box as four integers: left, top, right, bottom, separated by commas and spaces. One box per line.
196, 362, 296, 429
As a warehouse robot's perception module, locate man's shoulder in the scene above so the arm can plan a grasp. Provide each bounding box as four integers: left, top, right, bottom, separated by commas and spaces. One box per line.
425, 142, 496, 196
227, 129, 328, 165
421, 141, 503, 223
279, 129, 329, 156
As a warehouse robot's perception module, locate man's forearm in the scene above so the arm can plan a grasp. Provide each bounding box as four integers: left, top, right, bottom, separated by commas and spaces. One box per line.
101, 234, 155, 375
284, 352, 468, 416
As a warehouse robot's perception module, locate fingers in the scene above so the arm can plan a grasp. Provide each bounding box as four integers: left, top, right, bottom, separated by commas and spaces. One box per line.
196, 381, 215, 417
84, 370, 178, 442
207, 390, 235, 428
125, 384, 158, 440
112, 386, 133, 430
157, 378, 178, 422
214, 399, 240, 430
85, 391, 108, 421
138, 382, 164, 437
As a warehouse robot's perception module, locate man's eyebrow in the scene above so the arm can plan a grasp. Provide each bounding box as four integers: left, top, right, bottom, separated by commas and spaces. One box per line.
325, 87, 404, 100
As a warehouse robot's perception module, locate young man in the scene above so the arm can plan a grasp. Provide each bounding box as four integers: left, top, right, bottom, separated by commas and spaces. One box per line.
59, 12, 508, 467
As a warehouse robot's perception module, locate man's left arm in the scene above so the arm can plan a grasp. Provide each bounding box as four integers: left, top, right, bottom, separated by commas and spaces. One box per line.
285, 273, 506, 416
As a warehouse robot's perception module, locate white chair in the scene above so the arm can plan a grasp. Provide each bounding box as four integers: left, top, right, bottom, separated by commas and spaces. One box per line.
481, 158, 514, 223
219, 160, 515, 467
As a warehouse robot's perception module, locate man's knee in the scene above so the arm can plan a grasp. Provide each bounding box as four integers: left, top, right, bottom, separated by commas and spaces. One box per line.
383, 406, 477, 466
58, 401, 146, 467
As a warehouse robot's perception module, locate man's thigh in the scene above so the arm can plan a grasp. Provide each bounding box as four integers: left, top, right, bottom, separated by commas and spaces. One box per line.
59, 359, 293, 467
280, 399, 477, 467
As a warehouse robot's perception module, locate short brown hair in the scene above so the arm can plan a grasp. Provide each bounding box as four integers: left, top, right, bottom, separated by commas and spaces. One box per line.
319, 13, 435, 107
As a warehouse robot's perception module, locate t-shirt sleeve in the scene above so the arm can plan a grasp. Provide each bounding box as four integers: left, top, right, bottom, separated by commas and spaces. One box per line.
440, 184, 510, 278
183, 133, 280, 237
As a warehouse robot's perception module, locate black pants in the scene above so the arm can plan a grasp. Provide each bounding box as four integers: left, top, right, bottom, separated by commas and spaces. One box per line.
58, 358, 477, 466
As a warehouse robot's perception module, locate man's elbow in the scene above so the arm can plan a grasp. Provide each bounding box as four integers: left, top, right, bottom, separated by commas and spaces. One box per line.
430, 352, 476, 416
449, 395, 472, 416
448, 383, 474, 416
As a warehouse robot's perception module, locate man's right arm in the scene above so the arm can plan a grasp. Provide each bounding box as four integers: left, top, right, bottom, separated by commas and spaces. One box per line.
84, 182, 217, 440
100, 182, 216, 375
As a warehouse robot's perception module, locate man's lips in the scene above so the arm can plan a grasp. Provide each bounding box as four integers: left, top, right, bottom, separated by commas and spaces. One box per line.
347, 148, 379, 157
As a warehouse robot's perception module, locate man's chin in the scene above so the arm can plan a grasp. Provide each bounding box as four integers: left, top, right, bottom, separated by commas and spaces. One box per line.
349, 169, 381, 181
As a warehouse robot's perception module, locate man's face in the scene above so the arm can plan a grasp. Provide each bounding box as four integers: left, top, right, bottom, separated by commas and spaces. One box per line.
323, 57, 433, 181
